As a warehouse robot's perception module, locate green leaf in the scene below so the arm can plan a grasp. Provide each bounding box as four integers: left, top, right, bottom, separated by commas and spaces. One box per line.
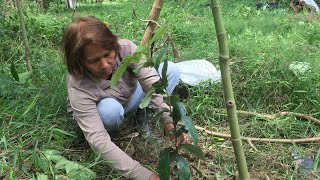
152, 108, 169, 122
111, 53, 142, 87
155, 45, 169, 70
18, 71, 32, 83
32, 153, 49, 172
158, 148, 171, 180
181, 116, 199, 145
65, 161, 96, 179
176, 154, 191, 180
111, 61, 129, 87
10, 61, 19, 82
172, 102, 186, 123
148, 26, 168, 47
55, 158, 70, 169
161, 59, 168, 89
37, 174, 48, 180
23, 93, 40, 116
43, 149, 64, 162
179, 144, 205, 160
139, 88, 154, 109
52, 128, 76, 137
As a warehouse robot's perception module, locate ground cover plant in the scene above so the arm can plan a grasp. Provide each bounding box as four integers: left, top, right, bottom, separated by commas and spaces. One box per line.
1, 0, 320, 179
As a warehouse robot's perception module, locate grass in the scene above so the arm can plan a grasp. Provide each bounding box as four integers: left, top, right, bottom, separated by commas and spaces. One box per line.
1, 0, 320, 179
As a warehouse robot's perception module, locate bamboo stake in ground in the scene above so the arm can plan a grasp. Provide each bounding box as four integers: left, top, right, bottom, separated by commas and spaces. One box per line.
140, 0, 164, 45
210, 0, 250, 179
15, 0, 32, 71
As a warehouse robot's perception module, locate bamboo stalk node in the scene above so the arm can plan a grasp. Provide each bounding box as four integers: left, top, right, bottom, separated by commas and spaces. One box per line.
226, 101, 234, 108
216, 31, 227, 36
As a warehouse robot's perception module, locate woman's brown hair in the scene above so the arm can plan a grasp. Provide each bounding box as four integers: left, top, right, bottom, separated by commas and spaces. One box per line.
62, 16, 120, 77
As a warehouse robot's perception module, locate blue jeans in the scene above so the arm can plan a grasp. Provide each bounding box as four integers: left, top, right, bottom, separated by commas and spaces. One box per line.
97, 61, 180, 132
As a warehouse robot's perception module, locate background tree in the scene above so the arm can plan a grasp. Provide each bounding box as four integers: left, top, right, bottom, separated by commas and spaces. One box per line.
15, 0, 32, 71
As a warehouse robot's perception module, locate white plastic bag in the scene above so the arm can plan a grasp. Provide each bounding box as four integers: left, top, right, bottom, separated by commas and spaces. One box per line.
176, 59, 221, 86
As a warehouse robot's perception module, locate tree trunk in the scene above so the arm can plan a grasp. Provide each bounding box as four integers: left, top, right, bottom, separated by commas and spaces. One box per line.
42, 0, 48, 9
210, 0, 250, 179
140, 0, 165, 45
15, 0, 32, 71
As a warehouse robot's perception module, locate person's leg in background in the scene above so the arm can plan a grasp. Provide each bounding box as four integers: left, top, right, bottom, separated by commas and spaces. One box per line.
96, 98, 124, 132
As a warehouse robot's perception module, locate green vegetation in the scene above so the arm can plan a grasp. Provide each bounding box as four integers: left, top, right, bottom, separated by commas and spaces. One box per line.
1, 0, 320, 179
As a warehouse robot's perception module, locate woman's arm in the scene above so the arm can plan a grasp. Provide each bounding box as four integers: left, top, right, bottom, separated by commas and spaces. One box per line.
68, 86, 154, 179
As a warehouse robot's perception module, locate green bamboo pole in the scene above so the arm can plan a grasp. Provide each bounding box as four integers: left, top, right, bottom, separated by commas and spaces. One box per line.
210, 0, 250, 179
15, 0, 32, 72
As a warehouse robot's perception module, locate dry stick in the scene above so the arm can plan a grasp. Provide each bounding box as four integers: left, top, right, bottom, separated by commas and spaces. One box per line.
132, 5, 161, 28
179, 122, 320, 143
212, 108, 320, 126
310, 171, 320, 179
167, 33, 179, 60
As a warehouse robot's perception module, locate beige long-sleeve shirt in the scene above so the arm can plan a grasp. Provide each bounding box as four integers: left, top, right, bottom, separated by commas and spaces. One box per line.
67, 39, 172, 179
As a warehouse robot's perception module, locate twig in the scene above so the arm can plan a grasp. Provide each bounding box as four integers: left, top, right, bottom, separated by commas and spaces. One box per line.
167, 33, 179, 61
211, 108, 320, 126
178, 122, 320, 143
132, 3, 161, 28
113, 132, 139, 141
310, 171, 320, 179
247, 139, 258, 151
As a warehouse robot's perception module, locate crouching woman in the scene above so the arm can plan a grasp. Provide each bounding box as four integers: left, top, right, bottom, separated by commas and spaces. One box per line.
61, 16, 187, 179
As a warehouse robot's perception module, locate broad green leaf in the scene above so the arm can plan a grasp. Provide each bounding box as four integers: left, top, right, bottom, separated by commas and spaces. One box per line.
65, 162, 80, 174
43, 150, 64, 162
148, 26, 168, 47
10, 61, 19, 82
161, 59, 168, 89
155, 45, 169, 70
139, 88, 154, 109
152, 108, 169, 122
181, 116, 199, 145
176, 154, 191, 180
111, 61, 129, 87
22, 93, 40, 116
179, 144, 205, 160
158, 148, 171, 180
111, 53, 142, 87
37, 174, 48, 180
172, 102, 186, 123
18, 71, 32, 83
55, 158, 70, 169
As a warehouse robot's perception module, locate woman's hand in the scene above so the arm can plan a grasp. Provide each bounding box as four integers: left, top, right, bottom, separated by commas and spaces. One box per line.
164, 123, 188, 147
149, 173, 160, 180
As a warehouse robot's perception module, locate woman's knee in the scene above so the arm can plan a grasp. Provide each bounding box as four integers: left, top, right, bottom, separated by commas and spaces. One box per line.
163, 61, 180, 95
166, 61, 180, 81
96, 98, 124, 131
